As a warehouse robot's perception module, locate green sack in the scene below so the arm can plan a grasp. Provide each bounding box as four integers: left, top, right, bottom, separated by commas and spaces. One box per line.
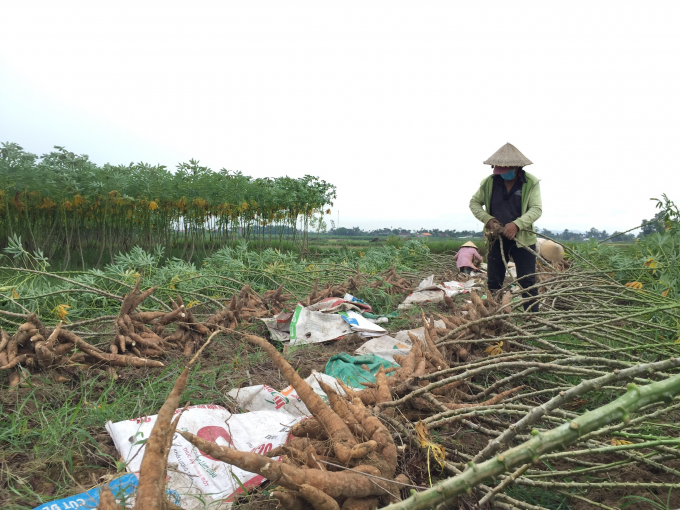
324, 353, 398, 388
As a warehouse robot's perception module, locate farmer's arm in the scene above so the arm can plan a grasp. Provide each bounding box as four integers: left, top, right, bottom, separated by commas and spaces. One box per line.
513, 182, 543, 231
453, 251, 459, 260
473, 250, 483, 263
469, 185, 494, 226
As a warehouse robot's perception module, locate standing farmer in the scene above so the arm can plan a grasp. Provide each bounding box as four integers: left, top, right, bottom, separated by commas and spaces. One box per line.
469, 143, 542, 311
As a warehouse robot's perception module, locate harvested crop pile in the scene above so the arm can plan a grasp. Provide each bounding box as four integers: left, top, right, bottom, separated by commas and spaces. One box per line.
302, 278, 350, 307
349, 310, 522, 423
0, 312, 165, 386
101, 332, 410, 509
109, 278, 182, 357
261, 284, 294, 314
180, 334, 408, 510
372, 261, 680, 508
0, 259, 419, 384
369, 264, 412, 295
439, 289, 508, 340
0, 278, 298, 381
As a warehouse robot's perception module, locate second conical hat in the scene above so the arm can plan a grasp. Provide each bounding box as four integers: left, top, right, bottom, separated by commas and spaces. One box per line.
483, 143, 533, 167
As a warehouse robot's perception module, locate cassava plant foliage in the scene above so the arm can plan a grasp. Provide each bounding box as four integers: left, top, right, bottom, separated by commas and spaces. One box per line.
0, 238, 431, 327
0, 142, 336, 268
574, 194, 680, 299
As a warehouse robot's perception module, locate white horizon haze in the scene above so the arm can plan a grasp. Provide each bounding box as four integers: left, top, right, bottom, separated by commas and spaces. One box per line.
1, 1, 678, 235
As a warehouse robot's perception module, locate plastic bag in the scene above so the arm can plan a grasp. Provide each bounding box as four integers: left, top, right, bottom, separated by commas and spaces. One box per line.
32, 474, 142, 510
338, 310, 387, 337
106, 405, 298, 509
227, 371, 345, 417
289, 305, 352, 345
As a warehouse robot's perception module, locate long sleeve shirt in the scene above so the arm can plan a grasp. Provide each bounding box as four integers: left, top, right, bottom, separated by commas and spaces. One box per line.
453, 247, 483, 270
469, 170, 542, 246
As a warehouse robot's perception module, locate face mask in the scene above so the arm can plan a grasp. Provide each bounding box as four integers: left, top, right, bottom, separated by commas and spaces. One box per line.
500, 169, 516, 181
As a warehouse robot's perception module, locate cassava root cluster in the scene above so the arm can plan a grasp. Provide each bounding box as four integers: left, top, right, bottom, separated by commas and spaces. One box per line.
0, 279, 294, 383
98, 333, 410, 510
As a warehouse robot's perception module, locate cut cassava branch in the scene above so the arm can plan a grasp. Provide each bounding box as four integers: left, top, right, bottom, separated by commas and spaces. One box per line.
383, 370, 680, 510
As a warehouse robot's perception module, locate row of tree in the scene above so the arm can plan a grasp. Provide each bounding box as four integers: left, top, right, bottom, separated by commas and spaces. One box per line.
327, 226, 644, 242
541, 220, 666, 242
328, 226, 483, 237
0, 142, 336, 268
538, 228, 633, 242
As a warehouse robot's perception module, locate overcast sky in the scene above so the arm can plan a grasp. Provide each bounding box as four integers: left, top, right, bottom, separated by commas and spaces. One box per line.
1, 1, 678, 234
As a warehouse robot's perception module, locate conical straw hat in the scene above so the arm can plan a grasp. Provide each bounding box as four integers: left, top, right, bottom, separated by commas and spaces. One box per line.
483, 143, 533, 167
462, 241, 477, 248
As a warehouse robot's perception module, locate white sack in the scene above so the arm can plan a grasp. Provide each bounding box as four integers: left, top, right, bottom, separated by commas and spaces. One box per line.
260, 318, 291, 342
228, 372, 345, 417
106, 406, 298, 509
260, 311, 294, 342
353, 335, 410, 363
414, 277, 463, 296
343, 294, 372, 312
398, 290, 445, 309
399, 277, 473, 309
416, 276, 436, 290
289, 305, 352, 345
338, 311, 387, 337
393, 320, 446, 346
357, 321, 446, 362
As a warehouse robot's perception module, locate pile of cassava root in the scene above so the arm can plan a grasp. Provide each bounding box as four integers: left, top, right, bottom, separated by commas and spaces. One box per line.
98, 334, 411, 510
92, 296, 530, 510
298, 264, 411, 307
0, 277, 295, 384
0, 269, 413, 385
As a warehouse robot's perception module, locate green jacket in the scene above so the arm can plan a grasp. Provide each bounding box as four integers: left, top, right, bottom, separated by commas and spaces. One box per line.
469, 171, 542, 247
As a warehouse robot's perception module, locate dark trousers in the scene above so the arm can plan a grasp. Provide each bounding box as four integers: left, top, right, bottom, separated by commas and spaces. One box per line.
487, 238, 539, 312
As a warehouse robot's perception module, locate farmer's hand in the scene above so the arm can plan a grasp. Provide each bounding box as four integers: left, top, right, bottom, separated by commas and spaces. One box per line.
486, 218, 501, 232
503, 222, 519, 240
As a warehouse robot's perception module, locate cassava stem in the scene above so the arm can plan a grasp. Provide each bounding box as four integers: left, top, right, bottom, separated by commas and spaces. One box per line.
384, 371, 680, 510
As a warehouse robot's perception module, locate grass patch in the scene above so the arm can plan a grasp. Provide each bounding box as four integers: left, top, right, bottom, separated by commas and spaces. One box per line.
505, 485, 571, 509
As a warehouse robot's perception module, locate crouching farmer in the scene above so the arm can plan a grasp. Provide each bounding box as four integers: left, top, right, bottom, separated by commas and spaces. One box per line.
454, 241, 483, 275
469, 143, 542, 312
